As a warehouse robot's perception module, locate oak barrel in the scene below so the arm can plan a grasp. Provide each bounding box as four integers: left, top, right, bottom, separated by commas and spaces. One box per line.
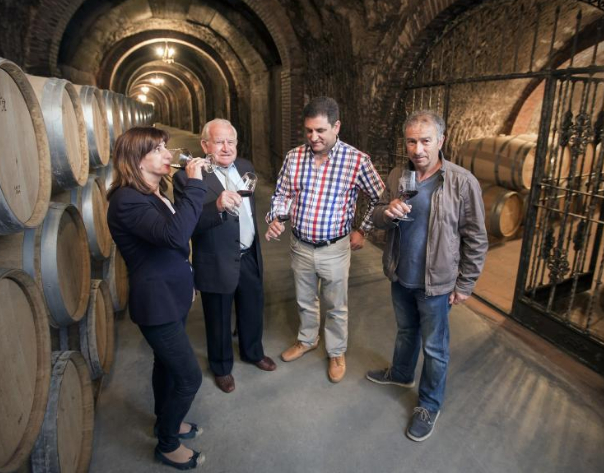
480, 183, 523, 238
101, 159, 114, 196
0, 58, 52, 235
100, 89, 122, 150
141, 103, 153, 125
104, 243, 129, 312
128, 98, 139, 127
115, 93, 130, 131
30, 351, 94, 473
459, 136, 535, 190
69, 175, 111, 261
70, 280, 114, 380
73, 85, 110, 169
0, 269, 51, 473
0, 203, 91, 327
27, 75, 89, 191
514, 133, 571, 181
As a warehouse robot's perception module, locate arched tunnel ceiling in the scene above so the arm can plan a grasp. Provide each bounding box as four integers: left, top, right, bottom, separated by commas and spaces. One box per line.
59, 0, 281, 75
59, 1, 278, 99
104, 36, 231, 99
53, 0, 292, 144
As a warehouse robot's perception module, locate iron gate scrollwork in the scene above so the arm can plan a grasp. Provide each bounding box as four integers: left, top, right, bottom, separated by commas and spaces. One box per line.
514, 72, 604, 372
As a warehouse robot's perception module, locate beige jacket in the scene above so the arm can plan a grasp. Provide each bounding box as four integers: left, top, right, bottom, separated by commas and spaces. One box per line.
373, 157, 488, 296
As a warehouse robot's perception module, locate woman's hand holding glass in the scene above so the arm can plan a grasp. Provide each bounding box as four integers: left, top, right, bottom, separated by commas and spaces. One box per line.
184, 157, 206, 181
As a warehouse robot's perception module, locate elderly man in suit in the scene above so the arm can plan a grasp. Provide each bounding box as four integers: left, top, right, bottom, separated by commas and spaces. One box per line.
173, 118, 276, 393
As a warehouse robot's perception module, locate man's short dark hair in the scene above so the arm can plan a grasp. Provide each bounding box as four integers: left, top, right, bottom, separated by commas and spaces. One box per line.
303, 96, 340, 125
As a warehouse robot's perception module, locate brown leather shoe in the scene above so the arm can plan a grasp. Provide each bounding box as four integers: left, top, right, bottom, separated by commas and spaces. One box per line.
215, 374, 235, 393
281, 337, 320, 362
328, 355, 346, 383
255, 356, 277, 371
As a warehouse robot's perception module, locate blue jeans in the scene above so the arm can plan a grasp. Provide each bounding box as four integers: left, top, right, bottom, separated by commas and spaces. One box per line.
139, 317, 202, 452
390, 282, 451, 412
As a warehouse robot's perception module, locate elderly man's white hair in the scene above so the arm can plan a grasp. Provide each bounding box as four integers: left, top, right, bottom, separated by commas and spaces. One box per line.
201, 118, 238, 140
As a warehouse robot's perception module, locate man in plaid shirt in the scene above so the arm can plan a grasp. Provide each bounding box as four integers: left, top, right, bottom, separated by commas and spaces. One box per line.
266, 96, 384, 382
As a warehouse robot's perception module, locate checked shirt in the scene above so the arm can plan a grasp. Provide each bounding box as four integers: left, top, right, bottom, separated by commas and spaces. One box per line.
267, 139, 385, 243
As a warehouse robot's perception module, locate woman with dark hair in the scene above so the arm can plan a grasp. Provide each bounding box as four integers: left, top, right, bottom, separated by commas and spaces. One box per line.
107, 126, 207, 470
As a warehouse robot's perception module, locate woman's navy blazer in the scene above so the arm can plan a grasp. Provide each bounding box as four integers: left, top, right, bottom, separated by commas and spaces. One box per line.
107, 179, 206, 325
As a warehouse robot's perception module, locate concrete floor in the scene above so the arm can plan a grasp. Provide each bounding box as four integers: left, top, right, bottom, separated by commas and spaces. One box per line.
88, 126, 604, 473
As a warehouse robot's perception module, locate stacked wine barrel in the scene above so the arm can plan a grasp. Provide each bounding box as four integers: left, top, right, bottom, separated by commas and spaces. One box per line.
0, 57, 152, 473
456, 134, 572, 239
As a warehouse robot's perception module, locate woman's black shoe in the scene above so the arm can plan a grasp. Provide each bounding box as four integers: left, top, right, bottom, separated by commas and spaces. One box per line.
154, 423, 202, 439
154, 447, 205, 470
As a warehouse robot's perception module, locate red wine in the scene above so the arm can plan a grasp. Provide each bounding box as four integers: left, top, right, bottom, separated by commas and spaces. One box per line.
237, 190, 253, 197
400, 190, 418, 200
277, 215, 290, 222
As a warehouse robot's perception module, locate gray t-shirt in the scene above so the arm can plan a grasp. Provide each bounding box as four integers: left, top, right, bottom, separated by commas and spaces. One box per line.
396, 172, 441, 288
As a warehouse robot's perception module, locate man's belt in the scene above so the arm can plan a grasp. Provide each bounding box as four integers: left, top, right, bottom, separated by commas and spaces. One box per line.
292, 229, 348, 248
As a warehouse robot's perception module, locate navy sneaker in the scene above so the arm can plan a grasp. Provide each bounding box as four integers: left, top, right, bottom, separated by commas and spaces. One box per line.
366, 367, 415, 388
406, 407, 440, 441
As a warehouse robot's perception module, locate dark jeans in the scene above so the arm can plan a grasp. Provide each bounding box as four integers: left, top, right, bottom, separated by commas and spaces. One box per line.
139, 317, 202, 452
390, 282, 451, 412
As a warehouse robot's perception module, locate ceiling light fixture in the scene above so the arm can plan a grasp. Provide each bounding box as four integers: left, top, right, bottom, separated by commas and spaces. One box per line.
150, 75, 164, 86
156, 41, 175, 64
137, 94, 147, 102
141, 86, 150, 94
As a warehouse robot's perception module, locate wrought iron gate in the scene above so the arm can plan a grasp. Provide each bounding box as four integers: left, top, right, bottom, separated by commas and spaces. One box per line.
514, 72, 604, 372
399, 0, 604, 373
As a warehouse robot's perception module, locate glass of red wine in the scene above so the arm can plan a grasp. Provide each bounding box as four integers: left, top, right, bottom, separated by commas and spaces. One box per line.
277, 199, 293, 223
269, 198, 293, 241
237, 172, 257, 197
226, 172, 257, 216
397, 170, 417, 222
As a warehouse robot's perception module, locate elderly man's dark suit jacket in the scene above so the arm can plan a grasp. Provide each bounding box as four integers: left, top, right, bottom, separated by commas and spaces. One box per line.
172, 158, 263, 293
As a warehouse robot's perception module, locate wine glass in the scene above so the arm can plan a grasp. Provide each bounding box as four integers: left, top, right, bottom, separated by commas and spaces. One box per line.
168, 148, 193, 169
202, 153, 216, 173
168, 148, 216, 173
237, 172, 257, 197
277, 198, 293, 223
224, 172, 257, 216
397, 170, 417, 222
269, 198, 293, 241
